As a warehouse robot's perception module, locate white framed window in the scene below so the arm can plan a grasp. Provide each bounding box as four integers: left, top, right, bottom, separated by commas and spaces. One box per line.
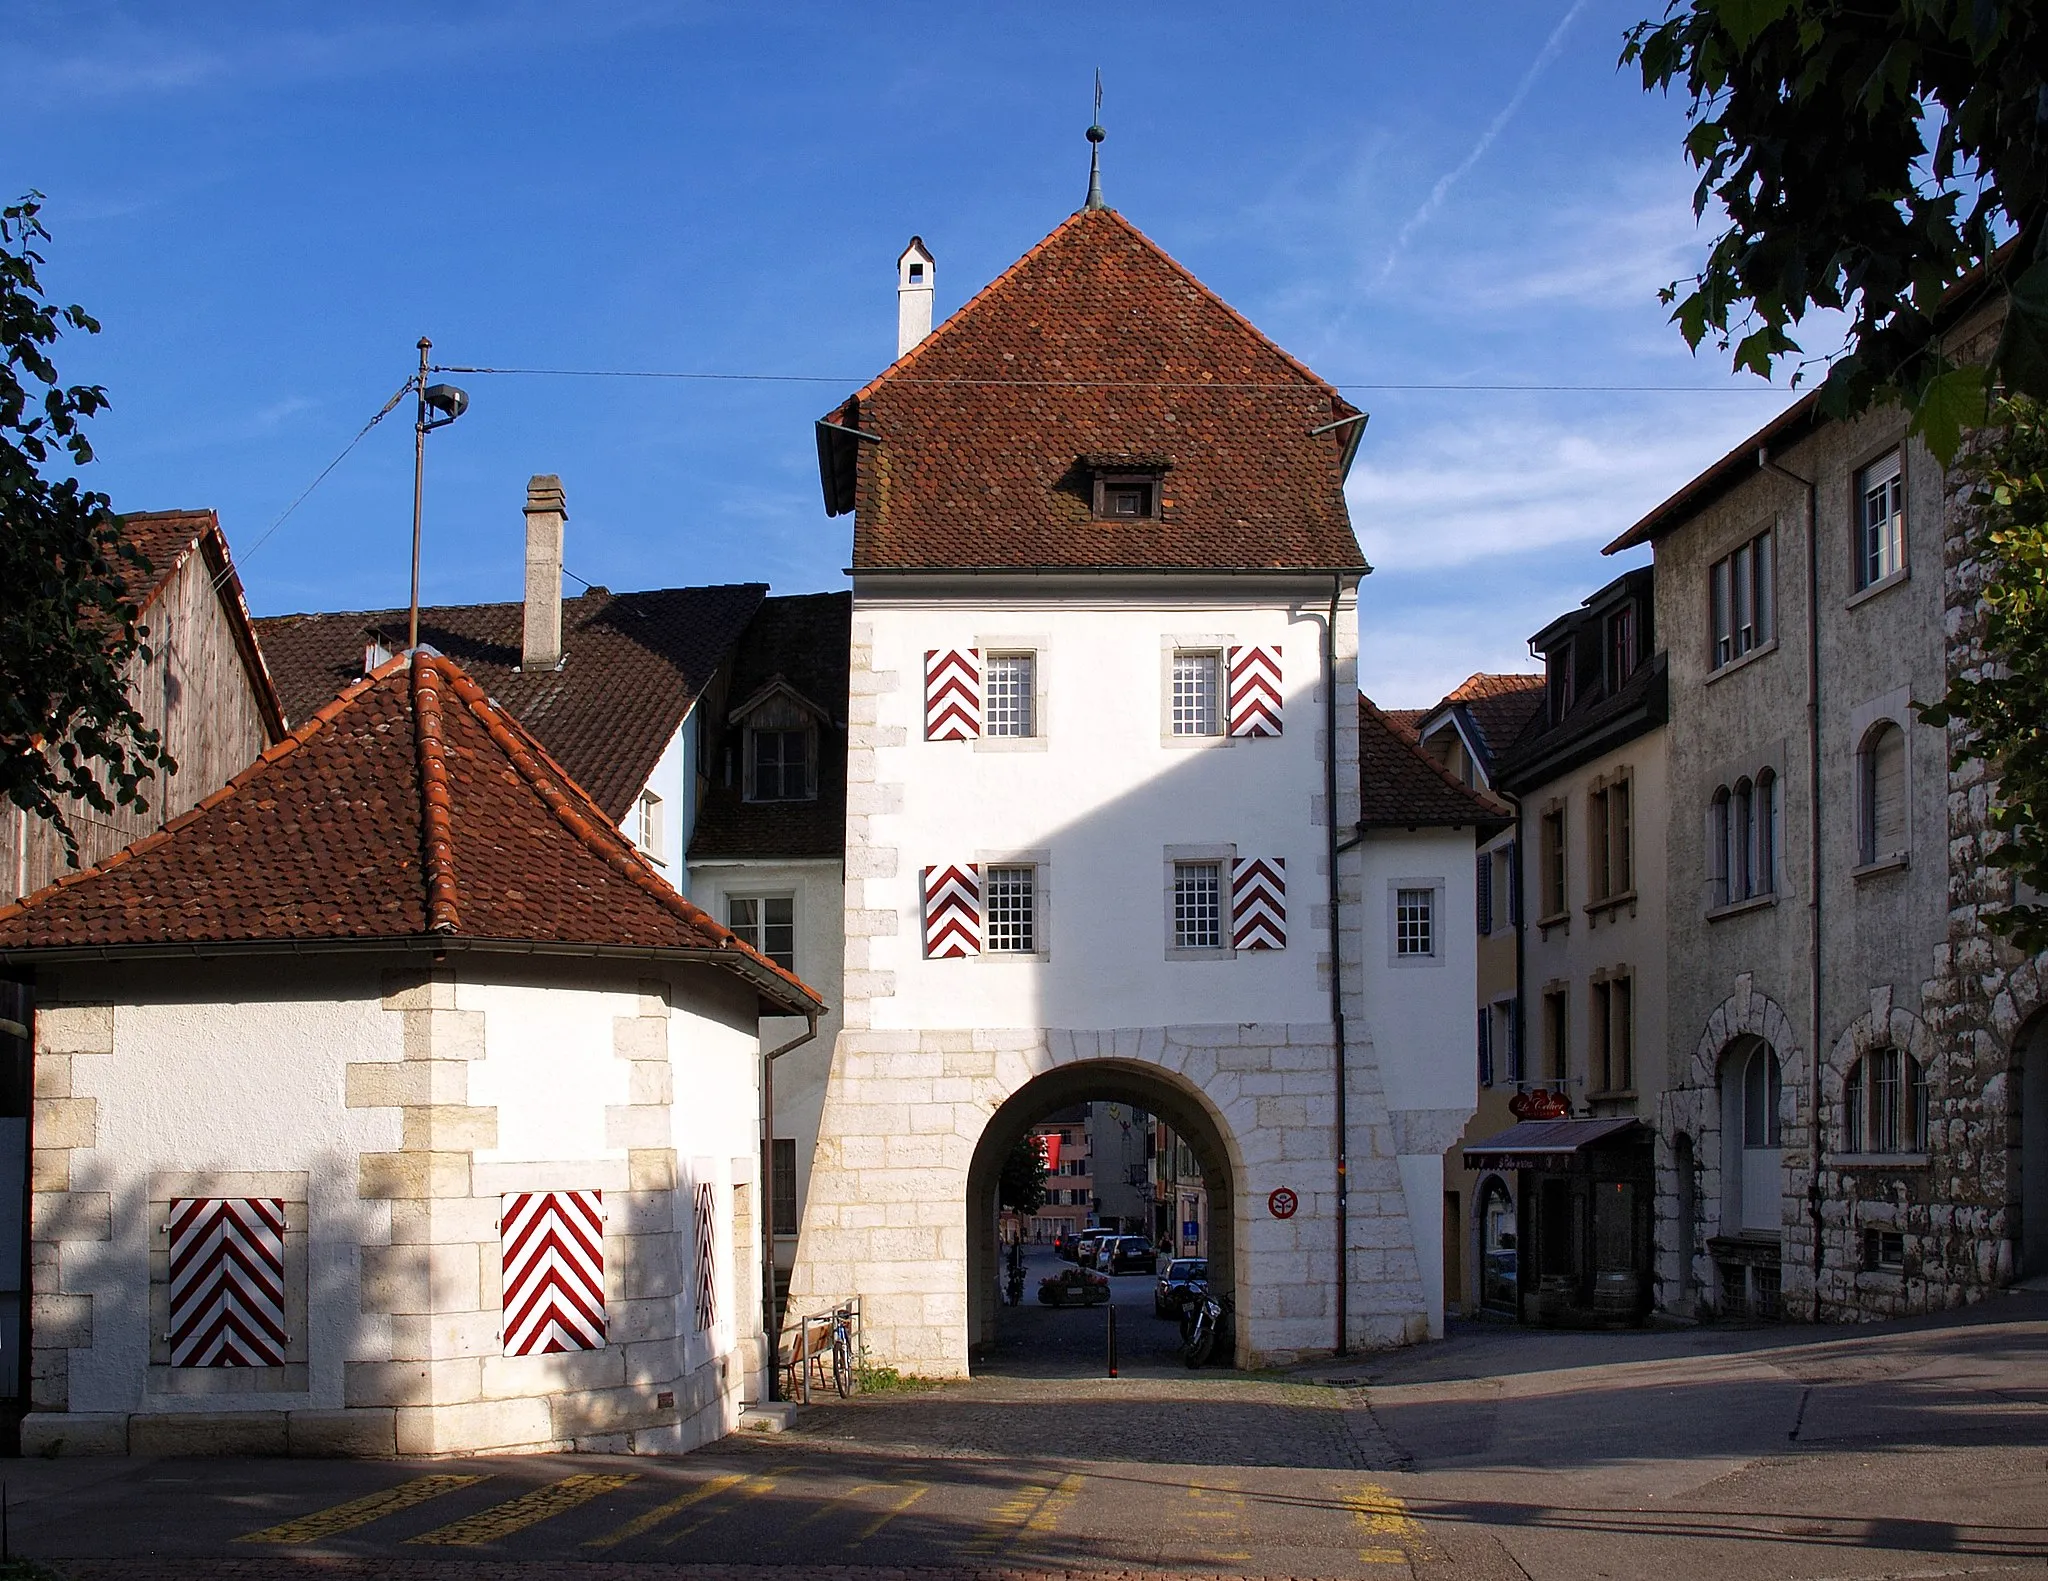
983, 654, 1035, 738
1710, 528, 1775, 669
727, 895, 795, 970
635, 790, 665, 862
1857, 450, 1906, 589
1387, 879, 1445, 966
1173, 862, 1223, 949
984, 865, 1036, 953
1171, 652, 1221, 736
1395, 888, 1434, 956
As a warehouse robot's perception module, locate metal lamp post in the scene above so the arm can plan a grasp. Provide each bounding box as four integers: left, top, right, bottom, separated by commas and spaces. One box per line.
408, 336, 469, 651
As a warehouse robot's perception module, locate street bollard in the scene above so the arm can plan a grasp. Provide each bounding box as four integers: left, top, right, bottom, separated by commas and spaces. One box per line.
1107, 1304, 1118, 1377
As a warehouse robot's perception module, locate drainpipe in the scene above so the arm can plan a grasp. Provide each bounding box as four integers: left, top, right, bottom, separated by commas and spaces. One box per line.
1761, 446, 1825, 1322
760, 1009, 819, 1402
1325, 577, 1350, 1355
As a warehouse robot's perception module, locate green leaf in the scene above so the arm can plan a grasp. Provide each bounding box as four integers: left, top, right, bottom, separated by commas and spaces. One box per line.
1910, 364, 1989, 465
1712, 0, 1795, 49
1993, 259, 2048, 403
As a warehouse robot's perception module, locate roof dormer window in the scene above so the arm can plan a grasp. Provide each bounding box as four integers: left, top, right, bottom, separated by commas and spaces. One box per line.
730, 679, 828, 804
1082, 454, 1171, 522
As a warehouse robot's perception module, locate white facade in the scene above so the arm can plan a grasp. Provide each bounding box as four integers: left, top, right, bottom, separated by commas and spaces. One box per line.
784, 577, 1438, 1374
1356, 826, 1482, 1338
25, 952, 766, 1457
622, 710, 699, 890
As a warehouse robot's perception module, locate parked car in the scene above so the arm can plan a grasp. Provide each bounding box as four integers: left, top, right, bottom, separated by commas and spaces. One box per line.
1106, 1235, 1158, 1274
1075, 1228, 1121, 1266
1053, 1232, 1081, 1262
1038, 1267, 1112, 1306
1154, 1257, 1208, 1317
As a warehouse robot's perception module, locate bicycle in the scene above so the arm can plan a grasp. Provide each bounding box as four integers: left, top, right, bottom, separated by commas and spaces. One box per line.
828, 1301, 858, 1397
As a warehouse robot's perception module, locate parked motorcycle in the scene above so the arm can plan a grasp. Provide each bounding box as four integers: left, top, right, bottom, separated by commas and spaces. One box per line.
1183, 1290, 1232, 1368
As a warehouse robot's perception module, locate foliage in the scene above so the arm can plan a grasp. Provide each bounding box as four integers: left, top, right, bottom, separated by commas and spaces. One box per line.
1, 192, 171, 863
1921, 396, 2048, 950
997, 1132, 1049, 1214
1623, 0, 2048, 460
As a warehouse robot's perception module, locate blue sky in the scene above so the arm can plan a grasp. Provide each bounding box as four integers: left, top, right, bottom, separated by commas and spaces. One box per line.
6, 2, 1799, 707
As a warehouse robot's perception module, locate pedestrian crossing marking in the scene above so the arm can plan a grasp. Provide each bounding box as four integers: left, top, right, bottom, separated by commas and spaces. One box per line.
847, 1482, 928, 1549
1184, 1479, 1251, 1563
236, 1474, 488, 1545
409, 1473, 638, 1547
1021, 1472, 1083, 1538
1347, 1479, 1436, 1564
656, 1466, 791, 1547
770, 1481, 885, 1546
584, 1472, 745, 1550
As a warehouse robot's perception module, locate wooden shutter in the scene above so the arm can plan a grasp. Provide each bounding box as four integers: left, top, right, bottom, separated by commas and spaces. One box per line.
1226, 646, 1282, 737
501, 1190, 606, 1356
925, 649, 980, 740
1477, 1007, 1493, 1087
1476, 852, 1493, 935
166, 1197, 287, 1367
921, 863, 981, 957
1230, 857, 1285, 950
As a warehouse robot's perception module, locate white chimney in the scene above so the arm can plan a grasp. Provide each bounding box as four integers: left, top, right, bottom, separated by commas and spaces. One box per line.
522, 474, 566, 671
897, 235, 934, 358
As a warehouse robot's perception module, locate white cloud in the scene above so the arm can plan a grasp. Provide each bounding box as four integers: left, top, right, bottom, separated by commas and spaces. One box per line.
1345, 398, 1792, 572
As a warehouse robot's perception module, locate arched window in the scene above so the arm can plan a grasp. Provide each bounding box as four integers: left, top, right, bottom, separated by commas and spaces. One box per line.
1720, 1037, 1784, 1235
1710, 787, 1732, 906
1859, 721, 1908, 865
1743, 1042, 1782, 1148
1844, 1046, 1930, 1154
1731, 777, 1755, 901
1755, 769, 1777, 896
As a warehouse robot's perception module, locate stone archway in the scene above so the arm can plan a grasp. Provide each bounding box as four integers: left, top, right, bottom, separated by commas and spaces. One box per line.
1659, 973, 1803, 1310
964, 1060, 1238, 1366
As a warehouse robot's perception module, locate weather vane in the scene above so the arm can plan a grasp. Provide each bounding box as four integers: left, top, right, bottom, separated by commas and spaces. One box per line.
1084, 68, 1106, 211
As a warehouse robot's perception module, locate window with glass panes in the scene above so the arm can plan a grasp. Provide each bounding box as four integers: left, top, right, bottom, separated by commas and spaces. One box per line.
1857, 451, 1905, 588
1709, 528, 1775, 668
1395, 887, 1435, 956
983, 654, 1035, 737
1844, 1046, 1929, 1153
770, 1138, 799, 1236
984, 865, 1036, 952
727, 895, 795, 970
748, 728, 810, 801
1173, 862, 1222, 949
1171, 652, 1221, 735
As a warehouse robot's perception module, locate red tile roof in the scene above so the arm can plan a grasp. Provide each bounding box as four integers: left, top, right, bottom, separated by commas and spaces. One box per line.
254, 583, 766, 821
1438, 672, 1546, 766
116, 510, 287, 742
1359, 694, 1511, 830
823, 207, 1368, 573
0, 651, 820, 1015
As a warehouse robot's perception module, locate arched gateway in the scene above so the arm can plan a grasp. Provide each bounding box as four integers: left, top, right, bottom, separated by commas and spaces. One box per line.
781, 197, 1440, 1376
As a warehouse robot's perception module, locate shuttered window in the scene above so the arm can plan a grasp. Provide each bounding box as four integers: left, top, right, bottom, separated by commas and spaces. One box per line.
1860, 721, 1907, 864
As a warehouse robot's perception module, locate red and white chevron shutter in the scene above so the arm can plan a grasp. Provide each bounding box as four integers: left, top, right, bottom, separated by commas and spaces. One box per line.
924, 649, 981, 740
692, 1182, 718, 1333
501, 1190, 606, 1356
166, 1197, 288, 1367
922, 863, 981, 958
1232, 857, 1287, 950
1227, 646, 1283, 737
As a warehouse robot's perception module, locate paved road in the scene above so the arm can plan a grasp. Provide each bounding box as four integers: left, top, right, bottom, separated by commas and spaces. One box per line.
12, 1283, 2048, 1581
976, 1245, 1195, 1377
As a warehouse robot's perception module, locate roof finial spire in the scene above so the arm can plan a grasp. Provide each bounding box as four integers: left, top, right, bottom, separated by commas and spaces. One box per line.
1083, 69, 1106, 211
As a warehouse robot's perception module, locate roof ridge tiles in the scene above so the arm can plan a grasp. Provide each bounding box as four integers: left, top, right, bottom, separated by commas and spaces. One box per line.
428, 657, 814, 1002
412, 660, 461, 935
0, 653, 400, 932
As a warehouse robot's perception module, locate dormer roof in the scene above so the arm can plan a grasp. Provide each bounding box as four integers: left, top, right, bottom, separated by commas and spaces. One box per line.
819, 206, 1368, 575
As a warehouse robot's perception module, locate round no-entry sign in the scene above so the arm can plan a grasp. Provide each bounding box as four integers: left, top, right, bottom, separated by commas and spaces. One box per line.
1267, 1187, 1299, 1219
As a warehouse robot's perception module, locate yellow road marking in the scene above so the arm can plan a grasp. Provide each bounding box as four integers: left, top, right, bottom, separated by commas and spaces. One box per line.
1347, 1479, 1435, 1565
237, 1475, 488, 1545
409, 1473, 638, 1548
847, 1482, 929, 1549
657, 1467, 789, 1547
584, 1472, 744, 1550
1184, 1479, 1251, 1563
965, 1472, 1083, 1557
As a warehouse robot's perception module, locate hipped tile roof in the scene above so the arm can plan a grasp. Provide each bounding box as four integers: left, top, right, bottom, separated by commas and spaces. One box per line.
688, 592, 851, 862
0, 651, 819, 1015
825, 207, 1368, 574
254, 583, 766, 820
1359, 695, 1511, 830
1440, 672, 1546, 768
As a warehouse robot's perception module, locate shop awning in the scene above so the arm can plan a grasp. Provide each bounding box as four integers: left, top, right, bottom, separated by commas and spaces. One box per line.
1462, 1117, 1644, 1169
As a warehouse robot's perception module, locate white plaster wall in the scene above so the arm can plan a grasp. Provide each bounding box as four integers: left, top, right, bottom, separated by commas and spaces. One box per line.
619, 710, 695, 891
1358, 825, 1482, 1338
668, 975, 761, 1374
862, 592, 1336, 1031
465, 979, 636, 1165
52, 958, 402, 1416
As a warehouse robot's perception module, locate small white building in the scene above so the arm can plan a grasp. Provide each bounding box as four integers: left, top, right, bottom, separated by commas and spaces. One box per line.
0, 649, 819, 1456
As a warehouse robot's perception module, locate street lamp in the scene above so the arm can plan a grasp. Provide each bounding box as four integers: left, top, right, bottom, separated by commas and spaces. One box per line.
408, 336, 469, 651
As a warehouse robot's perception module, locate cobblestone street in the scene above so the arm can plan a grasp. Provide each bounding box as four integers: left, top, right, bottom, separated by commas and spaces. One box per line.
13, 1286, 2048, 1581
